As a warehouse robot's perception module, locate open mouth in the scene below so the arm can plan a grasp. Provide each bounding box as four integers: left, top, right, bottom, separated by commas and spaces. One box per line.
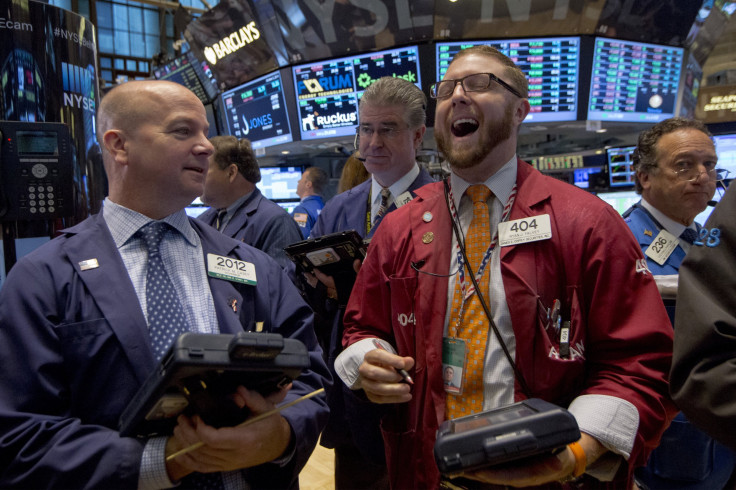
185, 167, 205, 174
451, 118, 479, 137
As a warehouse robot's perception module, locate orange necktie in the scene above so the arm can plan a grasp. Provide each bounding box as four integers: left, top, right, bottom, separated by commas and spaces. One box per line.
445, 184, 492, 420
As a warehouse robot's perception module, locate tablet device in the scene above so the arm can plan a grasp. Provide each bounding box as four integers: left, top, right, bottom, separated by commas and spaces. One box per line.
284, 230, 367, 276
119, 332, 309, 437
434, 398, 580, 474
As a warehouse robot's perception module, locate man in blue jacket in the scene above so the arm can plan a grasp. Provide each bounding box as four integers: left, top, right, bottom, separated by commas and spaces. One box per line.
306, 76, 434, 489
199, 135, 303, 273
0, 80, 330, 489
623, 117, 723, 275
623, 117, 734, 490
292, 166, 328, 238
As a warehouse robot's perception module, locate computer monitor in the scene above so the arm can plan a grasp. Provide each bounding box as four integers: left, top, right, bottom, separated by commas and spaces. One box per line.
292, 45, 421, 141
185, 197, 209, 218
714, 133, 736, 178
595, 189, 641, 216
275, 200, 301, 214
436, 37, 581, 123
573, 167, 603, 189
587, 38, 684, 123
256, 166, 303, 200
220, 70, 294, 150
607, 146, 638, 188
153, 52, 218, 104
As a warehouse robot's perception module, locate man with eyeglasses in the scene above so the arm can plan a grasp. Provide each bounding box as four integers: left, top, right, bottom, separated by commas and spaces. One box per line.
305, 76, 434, 489
623, 117, 724, 276
335, 45, 676, 489
622, 119, 735, 489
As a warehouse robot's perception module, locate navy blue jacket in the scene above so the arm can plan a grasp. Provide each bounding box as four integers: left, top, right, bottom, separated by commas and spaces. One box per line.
0, 213, 330, 489
199, 188, 303, 272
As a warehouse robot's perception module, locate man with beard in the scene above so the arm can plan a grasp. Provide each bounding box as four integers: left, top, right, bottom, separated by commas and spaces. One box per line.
334, 45, 676, 489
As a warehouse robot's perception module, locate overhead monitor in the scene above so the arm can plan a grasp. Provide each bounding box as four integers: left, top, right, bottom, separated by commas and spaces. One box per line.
292, 45, 421, 141
185, 197, 209, 219
275, 200, 301, 214
573, 167, 603, 189
595, 189, 641, 216
436, 37, 581, 123
221, 70, 294, 150
153, 52, 218, 104
714, 133, 736, 178
587, 38, 684, 123
256, 166, 303, 201
607, 145, 637, 188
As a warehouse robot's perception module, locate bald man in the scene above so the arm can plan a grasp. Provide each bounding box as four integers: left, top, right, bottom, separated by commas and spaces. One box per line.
0, 80, 330, 489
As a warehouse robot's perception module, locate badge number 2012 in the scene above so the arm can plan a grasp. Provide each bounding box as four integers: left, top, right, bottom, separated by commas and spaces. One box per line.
207, 253, 257, 285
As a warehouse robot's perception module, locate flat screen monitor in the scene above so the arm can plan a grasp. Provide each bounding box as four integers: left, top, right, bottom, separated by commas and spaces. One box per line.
292, 45, 421, 141
714, 133, 736, 178
275, 200, 301, 214
595, 190, 641, 216
587, 38, 684, 123
607, 146, 637, 188
256, 166, 303, 200
185, 197, 209, 218
220, 71, 294, 150
573, 167, 602, 189
153, 52, 218, 104
436, 37, 580, 123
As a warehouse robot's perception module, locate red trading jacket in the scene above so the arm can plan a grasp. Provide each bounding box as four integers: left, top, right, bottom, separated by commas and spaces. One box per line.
343, 160, 677, 489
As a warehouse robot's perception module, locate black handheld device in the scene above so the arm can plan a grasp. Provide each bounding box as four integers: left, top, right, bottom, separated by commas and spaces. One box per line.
283, 229, 367, 276
434, 398, 580, 474
119, 332, 309, 437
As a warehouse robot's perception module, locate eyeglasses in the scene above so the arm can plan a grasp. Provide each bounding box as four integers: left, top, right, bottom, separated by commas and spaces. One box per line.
430, 73, 523, 99
668, 165, 730, 182
354, 125, 406, 149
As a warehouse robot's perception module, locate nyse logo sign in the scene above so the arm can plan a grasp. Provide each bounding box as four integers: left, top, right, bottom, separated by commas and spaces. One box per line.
62, 62, 95, 113
203, 21, 261, 65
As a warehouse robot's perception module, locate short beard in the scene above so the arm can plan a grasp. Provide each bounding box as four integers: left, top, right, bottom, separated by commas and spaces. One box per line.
437, 103, 514, 170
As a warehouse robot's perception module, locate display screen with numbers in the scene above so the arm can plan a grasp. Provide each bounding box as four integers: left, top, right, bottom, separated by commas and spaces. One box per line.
436, 37, 580, 123
292, 45, 421, 141
587, 38, 684, 123
220, 70, 294, 150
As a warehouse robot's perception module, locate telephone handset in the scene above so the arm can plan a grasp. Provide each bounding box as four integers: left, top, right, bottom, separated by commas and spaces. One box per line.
0, 121, 74, 221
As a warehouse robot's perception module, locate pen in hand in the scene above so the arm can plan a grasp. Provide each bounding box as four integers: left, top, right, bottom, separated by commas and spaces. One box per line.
372, 339, 414, 385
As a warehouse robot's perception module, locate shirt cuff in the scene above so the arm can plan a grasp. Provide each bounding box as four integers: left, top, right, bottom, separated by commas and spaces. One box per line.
568, 394, 639, 481
335, 338, 392, 389
139, 437, 177, 490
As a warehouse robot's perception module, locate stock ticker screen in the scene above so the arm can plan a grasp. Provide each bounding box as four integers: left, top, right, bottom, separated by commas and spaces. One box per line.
153, 52, 218, 104
436, 37, 580, 123
220, 70, 294, 150
587, 38, 684, 123
292, 45, 421, 141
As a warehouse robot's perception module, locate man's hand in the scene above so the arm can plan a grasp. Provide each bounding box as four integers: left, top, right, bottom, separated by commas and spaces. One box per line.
450, 432, 607, 487
358, 348, 414, 404
165, 385, 292, 478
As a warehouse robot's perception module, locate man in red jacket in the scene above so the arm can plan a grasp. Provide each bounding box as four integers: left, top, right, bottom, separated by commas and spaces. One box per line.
335, 45, 677, 489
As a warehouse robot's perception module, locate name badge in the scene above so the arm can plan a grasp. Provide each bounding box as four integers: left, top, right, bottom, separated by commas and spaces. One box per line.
645, 229, 679, 266
207, 253, 257, 285
394, 191, 413, 208
498, 215, 552, 247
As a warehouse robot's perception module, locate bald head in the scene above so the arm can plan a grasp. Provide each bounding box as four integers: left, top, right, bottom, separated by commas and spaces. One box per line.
97, 80, 196, 148
96, 80, 213, 219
